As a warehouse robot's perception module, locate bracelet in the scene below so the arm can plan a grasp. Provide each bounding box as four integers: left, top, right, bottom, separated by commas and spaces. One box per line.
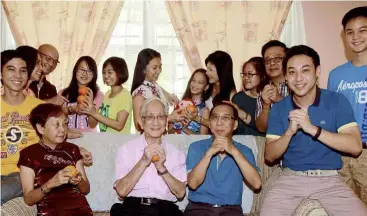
244, 113, 248, 121
313, 126, 322, 140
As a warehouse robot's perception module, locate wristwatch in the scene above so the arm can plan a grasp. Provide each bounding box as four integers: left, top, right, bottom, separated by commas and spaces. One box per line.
40, 185, 49, 194
157, 169, 168, 176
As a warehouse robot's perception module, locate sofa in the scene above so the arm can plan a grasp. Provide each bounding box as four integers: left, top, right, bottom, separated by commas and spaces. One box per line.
1, 133, 328, 216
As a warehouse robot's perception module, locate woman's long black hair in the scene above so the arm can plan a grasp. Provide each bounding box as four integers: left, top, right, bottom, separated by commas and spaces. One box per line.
181, 68, 212, 102
130, 48, 161, 93
205, 50, 236, 106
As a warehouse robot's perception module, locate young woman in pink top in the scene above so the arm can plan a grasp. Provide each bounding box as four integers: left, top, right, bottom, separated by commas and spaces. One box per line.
60, 56, 103, 132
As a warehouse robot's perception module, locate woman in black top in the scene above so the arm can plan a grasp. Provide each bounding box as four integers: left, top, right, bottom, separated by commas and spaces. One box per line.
227, 57, 268, 136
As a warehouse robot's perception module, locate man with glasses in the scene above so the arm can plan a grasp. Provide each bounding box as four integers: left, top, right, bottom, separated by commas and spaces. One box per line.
29, 44, 59, 100
184, 102, 261, 216
256, 40, 289, 133
112, 97, 187, 216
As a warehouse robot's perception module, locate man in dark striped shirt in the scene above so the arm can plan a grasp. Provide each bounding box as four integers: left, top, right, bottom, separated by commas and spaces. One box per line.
255, 40, 290, 133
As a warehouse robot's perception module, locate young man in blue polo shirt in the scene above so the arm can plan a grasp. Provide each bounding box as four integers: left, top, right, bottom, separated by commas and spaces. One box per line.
327, 6, 367, 204
184, 103, 261, 216
260, 45, 367, 216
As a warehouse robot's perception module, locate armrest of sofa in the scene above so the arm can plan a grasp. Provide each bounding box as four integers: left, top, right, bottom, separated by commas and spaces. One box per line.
250, 166, 282, 214
293, 199, 327, 216
253, 136, 278, 183
250, 136, 283, 214
0, 197, 37, 216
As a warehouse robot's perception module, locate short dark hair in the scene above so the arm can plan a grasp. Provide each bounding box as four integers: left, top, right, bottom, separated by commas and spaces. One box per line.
261, 40, 288, 57
131, 48, 161, 93
1, 49, 29, 76
209, 102, 239, 121
342, 7, 367, 29
242, 57, 269, 92
29, 103, 66, 138
102, 57, 129, 85
16, 45, 38, 77
282, 45, 320, 74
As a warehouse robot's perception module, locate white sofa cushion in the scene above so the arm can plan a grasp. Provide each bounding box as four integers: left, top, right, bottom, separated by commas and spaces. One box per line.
72, 133, 258, 213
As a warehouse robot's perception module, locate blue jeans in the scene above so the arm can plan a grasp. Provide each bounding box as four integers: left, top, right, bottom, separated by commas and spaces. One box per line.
1, 172, 23, 205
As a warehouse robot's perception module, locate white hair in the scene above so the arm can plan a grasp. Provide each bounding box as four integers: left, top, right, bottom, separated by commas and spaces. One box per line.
139, 97, 169, 118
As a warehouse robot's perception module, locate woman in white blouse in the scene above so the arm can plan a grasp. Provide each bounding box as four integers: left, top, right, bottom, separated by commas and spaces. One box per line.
131, 48, 183, 132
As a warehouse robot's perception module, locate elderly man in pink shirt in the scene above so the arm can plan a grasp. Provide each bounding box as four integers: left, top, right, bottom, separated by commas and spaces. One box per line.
111, 97, 187, 216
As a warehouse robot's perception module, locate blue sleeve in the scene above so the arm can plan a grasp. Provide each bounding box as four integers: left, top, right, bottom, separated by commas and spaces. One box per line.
238, 145, 259, 172
335, 93, 357, 132
266, 103, 285, 139
186, 142, 204, 172
327, 71, 335, 91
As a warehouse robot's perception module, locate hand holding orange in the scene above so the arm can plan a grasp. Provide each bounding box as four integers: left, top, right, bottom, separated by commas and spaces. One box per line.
152, 155, 160, 162
64, 165, 78, 178
186, 104, 196, 113
77, 95, 86, 104
78, 86, 88, 96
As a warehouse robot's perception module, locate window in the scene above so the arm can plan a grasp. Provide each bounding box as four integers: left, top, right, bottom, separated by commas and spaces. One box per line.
1, 6, 16, 50
98, 0, 190, 99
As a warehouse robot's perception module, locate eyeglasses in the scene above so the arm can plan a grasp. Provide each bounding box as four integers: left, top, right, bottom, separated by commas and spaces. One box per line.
264, 56, 283, 65
209, 115, 235, 123
240, 73, 258, 78
38, 52, 59, 64
77, 68, 93, 75
142, 115, 167, 122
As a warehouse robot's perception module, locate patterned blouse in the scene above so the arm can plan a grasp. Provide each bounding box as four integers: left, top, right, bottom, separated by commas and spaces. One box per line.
132, 80, 169, 107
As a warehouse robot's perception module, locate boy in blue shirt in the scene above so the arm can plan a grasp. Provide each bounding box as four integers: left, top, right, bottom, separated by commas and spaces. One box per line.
185, 103, 261, 216
261, 45, 366, 216
327, 6, 367, 204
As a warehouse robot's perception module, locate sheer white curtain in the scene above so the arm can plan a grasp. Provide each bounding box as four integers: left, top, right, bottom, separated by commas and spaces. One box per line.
280, 1, 307, 46
0, 6, 16, 50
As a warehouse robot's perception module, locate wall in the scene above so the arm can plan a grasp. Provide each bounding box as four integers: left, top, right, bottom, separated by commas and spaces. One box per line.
302, 1, 366, 88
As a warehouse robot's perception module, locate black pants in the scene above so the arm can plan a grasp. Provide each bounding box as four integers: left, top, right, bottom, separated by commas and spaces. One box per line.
110, 200, 183, 216
183, 202, 243, 216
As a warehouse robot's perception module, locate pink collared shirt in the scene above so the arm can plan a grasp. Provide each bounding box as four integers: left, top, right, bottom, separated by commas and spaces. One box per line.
115, 135, 187, 202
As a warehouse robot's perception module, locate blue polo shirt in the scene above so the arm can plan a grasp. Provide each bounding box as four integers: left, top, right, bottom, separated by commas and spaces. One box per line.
266, 88, 358, 171
186, 137, 258, 205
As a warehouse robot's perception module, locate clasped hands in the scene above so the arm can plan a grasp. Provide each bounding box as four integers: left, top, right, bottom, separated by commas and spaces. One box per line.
287, 108, 317, 136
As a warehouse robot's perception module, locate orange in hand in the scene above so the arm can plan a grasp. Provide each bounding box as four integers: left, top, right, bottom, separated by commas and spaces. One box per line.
65, 165, 78, 178
152, 155, 160, 162
77, 95, 86, 104
186, 105, 196, 113
78, 86, 88, 95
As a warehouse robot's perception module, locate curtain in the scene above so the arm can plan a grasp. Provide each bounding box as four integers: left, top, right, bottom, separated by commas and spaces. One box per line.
2, 1, 124, 90
280, 1, 306, 47
165, 1, 292, 90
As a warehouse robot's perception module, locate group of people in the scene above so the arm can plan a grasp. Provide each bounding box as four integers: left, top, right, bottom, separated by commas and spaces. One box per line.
1, 6, 366, 216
